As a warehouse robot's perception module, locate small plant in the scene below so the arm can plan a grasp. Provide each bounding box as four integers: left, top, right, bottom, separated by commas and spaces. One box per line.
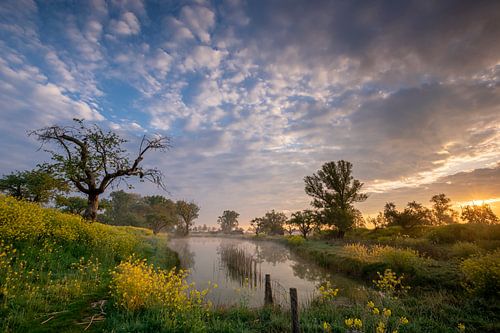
345, 317, 363, 331
367, 301, 410, 333
373, 269, 410, 297
317, 281, 339, 301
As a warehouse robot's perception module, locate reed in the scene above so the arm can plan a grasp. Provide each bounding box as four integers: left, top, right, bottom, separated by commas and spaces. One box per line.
219, 245, 262, 287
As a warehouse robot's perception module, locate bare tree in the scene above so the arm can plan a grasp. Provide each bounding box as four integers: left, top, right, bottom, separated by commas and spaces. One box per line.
30, 119, 169, 220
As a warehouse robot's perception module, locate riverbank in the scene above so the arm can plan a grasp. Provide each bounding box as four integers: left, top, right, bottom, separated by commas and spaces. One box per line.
1, 197, 498, 332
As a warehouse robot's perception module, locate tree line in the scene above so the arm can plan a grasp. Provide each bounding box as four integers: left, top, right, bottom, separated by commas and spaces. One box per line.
0, 119, 497, 238
219, 160, 498, 239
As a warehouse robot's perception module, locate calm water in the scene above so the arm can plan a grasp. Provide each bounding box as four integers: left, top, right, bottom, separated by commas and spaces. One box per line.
168, 236, 361, 307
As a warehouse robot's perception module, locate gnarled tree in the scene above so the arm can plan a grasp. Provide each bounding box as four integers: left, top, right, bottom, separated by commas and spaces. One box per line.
30, 119, 169, 220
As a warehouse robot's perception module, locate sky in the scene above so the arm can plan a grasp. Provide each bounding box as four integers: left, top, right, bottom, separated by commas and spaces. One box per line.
0, 0, 499, 227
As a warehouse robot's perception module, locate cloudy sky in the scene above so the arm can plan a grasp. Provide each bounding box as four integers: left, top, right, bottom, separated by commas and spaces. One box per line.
0, 0, 499, 226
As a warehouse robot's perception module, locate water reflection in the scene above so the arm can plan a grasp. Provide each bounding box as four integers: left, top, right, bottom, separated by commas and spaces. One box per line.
167, 237, 361, 307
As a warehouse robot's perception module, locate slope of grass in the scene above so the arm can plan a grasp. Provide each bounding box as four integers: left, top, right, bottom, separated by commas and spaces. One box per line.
0, 195, 178, 332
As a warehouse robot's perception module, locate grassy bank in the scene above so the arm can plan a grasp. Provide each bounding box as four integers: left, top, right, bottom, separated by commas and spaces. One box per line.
0, 196, 179, 332
275, 228, 500, 333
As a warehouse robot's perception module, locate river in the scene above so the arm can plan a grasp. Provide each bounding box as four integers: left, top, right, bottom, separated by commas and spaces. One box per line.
168, 236, 361, 307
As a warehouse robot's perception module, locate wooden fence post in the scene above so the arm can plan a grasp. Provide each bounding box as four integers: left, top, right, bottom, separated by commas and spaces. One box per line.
290, 288, 300, 333
264, 274, 273, 305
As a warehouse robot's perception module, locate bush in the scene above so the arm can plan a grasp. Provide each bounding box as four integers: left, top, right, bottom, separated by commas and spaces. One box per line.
285, 235, 305, 246
460, 250, 500, 298
427, 224, 500, 244
450, 242, 482, 258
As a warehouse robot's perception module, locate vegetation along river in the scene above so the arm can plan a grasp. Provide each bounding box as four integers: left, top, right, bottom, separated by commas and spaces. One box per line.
168, 236, 362, 307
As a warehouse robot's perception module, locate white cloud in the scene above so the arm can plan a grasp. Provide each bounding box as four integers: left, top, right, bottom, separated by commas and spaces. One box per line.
184, 46, 225, 71
148, 49, 172, 78
110, 12, 141, 36
179, 5, 215, 43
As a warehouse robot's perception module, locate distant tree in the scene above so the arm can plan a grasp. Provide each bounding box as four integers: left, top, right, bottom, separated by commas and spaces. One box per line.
30, 119, 169, 220
217, 210, 240, 234
252, 210, 287, 235
284, 222, 295, 235
250, 217, 264, 235
0, 169, 68, 204
384, 201, 432, 229
142, 195, 177, 235
176, 200, 199, 236
101, 190, 144, 226
383, 202, 399, 226
289, 210, 316, 239
367, 212, 388, 229
461, 204, 499, 225
304, 160, 367, 238
55, 195, 88, 215
430, 193, 458, 225
202, 224, 208, 232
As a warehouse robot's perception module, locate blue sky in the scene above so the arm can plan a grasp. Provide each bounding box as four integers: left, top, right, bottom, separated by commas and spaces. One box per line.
0, 0, 499, 226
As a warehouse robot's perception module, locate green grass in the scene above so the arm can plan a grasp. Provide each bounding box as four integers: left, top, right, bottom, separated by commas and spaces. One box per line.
2, 197, 499, 332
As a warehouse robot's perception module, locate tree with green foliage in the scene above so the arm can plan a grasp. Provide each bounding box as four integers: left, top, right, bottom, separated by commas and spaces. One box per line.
142, 195, 177, 234
289, 210, 316, 239
0, 169, 68, 204
461, 204, 499, 225
384, 201, 432, 229
30, 119, 169, 220
430, 193, 458, 225
101, 190, 144, 226
304, 160, 367, 238
55, 196, 88, 215
176, 200, 200, 236
251, 210, 287, 235
217, 210, 240, 234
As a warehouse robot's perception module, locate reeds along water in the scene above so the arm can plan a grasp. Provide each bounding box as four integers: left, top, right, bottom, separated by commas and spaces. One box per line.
219, 246, 262, 288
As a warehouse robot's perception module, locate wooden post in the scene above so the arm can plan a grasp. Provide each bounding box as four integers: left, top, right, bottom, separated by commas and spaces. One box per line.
290, 288, 300, 333
264, 274, 273, 305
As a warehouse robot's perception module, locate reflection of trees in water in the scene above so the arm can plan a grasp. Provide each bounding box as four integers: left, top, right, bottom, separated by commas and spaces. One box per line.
170, 240, 195, 269
252, 242, 289, 264
291, 259, 330, 283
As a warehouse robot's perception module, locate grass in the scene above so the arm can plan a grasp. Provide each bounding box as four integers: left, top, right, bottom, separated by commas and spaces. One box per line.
0, 196, 179, 332
1, 196, 499, 332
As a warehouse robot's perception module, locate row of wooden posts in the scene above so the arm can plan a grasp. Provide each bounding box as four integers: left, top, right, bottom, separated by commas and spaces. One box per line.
264, 274, 300, 333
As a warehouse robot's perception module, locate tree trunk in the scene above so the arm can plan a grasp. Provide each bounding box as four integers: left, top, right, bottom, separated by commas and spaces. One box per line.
84, 193, 99, 221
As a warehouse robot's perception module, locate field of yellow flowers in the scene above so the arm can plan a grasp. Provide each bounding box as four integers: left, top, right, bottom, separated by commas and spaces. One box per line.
0, 195, 182, 332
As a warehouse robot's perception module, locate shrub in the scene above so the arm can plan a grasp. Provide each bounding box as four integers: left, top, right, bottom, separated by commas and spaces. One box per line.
343, 243, 424, 272
285, 235, 305, 246
450, 242, 482, 258
460, 250, 500, 298
427, 224, 500, 244
110, 257, 212, 329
